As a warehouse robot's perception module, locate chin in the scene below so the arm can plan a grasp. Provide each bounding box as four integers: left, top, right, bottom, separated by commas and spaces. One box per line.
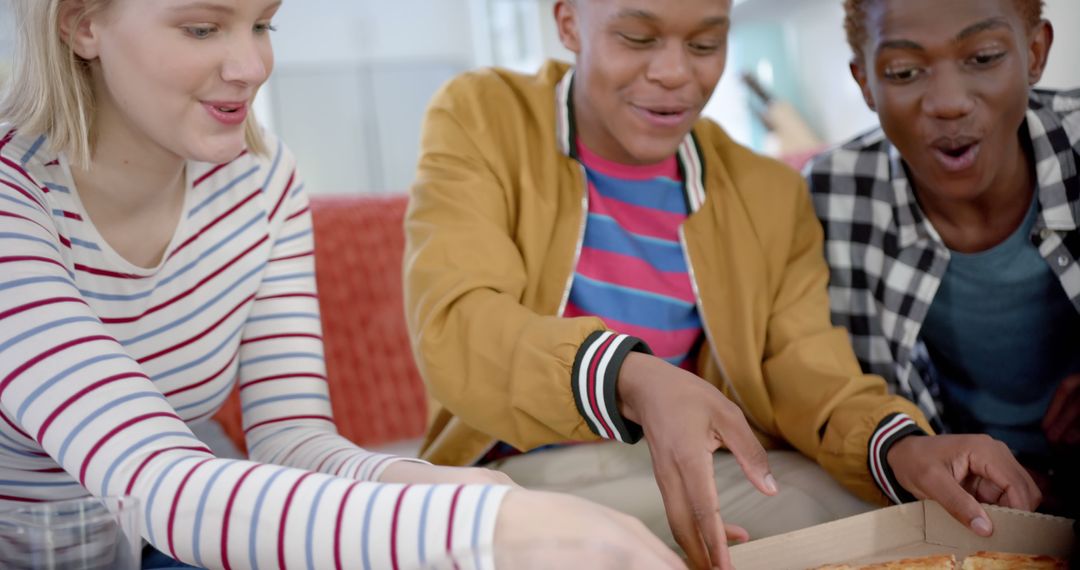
924, 176, 990, 202
624, 137, 684, 165
188, 136, 248, 164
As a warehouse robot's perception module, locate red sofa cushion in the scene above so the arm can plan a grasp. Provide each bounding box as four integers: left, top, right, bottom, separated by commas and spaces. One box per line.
212, 194, 428, 453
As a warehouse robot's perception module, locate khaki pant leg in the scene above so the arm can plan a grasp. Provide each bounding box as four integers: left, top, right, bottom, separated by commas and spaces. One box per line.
490, 442, 875, 549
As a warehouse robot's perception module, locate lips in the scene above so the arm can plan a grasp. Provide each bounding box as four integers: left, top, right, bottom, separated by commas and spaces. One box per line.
929, 135, 981, 173
202, 101, 249, 126
631, 103, 693, 129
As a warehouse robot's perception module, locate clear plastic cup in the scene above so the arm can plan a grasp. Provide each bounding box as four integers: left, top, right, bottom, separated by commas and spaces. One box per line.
0, 496, 141, 570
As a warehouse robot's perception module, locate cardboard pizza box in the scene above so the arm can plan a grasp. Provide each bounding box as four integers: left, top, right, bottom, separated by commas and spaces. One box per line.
729, 501, 1076, 569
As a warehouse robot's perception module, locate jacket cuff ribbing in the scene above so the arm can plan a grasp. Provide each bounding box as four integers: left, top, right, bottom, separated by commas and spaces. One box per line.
571, 331, 651, 444
869, 412, 925, 504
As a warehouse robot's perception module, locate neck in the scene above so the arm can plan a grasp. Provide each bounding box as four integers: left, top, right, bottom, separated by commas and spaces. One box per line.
71, 98, 187, 216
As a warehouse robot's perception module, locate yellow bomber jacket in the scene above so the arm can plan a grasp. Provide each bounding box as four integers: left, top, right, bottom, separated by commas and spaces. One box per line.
404, 60, 933, 504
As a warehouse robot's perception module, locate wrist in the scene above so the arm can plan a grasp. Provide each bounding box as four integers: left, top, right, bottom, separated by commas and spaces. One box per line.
375, 458, 431, 483
885, 433, 919, 468
615, 352, 649, 424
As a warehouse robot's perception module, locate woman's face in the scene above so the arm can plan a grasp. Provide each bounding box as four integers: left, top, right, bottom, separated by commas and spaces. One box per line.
74, 0, 280, 163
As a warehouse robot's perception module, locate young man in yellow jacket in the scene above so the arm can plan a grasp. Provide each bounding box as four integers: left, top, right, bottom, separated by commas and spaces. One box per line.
404, 1, 1040, 567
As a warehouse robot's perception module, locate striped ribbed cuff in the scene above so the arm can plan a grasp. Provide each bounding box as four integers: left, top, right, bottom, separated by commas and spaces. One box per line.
451, 484, 510, 570
571, 331, 651, 444
868, 412, 925, 504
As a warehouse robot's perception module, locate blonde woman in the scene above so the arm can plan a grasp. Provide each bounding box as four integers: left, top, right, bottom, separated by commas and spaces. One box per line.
0, 0, 682, 568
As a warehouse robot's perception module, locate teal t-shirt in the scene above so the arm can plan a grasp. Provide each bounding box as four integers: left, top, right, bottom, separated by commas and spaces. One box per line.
921, 194, 1080, 460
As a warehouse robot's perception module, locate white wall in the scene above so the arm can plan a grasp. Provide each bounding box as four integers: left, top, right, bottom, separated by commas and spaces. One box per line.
0, 0, 13, 85
266, 0, 474, 193
1042, 0, 1080, 89
272, 0, 474, 66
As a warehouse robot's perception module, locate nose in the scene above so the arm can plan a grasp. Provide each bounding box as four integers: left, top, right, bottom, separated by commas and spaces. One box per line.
645, 41, 693, 90
921, 66, 975, 120
221, 33, 271, 87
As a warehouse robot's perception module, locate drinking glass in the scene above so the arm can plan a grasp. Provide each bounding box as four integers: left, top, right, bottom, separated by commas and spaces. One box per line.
0, 496, 141, 570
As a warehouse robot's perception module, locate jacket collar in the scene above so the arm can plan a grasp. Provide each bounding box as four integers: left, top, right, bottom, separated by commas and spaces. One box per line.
555, 69, 708, 213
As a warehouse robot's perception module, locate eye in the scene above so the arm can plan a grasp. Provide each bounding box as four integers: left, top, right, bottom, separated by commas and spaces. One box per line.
618, 32, 656, 47
883, 66, 923, 83
183, 25, 217, 39
968, 51, 1005, 67
688, 41, 722, 55
254, 21, 277, 34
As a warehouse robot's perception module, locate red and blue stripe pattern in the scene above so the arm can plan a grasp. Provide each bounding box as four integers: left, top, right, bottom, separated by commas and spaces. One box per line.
566, 142, 702, 368
567, 141, 703, 443
0, 126, 505, 569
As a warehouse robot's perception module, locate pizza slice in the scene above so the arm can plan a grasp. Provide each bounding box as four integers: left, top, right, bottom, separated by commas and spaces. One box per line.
812, 554, 958, 569
960, 551, 1067, 569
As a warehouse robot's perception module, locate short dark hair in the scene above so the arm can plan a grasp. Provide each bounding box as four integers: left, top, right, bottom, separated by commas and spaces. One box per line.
844, 0, 1045, 59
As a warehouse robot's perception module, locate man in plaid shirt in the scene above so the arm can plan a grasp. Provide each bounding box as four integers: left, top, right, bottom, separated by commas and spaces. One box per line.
809, 0, 1078, 516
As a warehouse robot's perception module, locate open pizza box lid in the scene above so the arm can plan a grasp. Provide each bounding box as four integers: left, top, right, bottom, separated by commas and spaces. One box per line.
729, 501, 1076, 569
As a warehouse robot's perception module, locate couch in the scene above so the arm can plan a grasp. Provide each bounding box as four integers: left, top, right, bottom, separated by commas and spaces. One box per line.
212, 194, 428, 456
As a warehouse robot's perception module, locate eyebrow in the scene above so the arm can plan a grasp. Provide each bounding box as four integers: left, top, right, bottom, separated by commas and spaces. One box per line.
169, 0, 282, 15
955, 17, 1012, 41
170, 1, 235, 15
876, 17, 1013, 54
612, 8, 729, 28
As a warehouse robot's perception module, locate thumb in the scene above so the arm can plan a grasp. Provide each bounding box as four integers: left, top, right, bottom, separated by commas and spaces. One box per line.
928, 472, 993, 537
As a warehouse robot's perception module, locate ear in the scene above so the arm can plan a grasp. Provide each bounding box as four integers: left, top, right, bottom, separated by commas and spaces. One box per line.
1025, 19, 1054, 86
849, 58, 877, 112
59, 0, 101, 60
554, 1, 582, 54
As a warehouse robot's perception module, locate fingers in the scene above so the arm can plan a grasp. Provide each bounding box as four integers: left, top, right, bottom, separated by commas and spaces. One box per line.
713, 402, 777, 497
678, 450, 731, 570
969, 441, 1041, 511
973, 478, 1005, 505
925, 469, 993, 536
724, 523, 750, 544
654, 457, 711, 570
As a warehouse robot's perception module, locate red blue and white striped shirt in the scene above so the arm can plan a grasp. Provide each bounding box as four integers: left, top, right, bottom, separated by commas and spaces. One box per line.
0, 126, 505, 569
565, 141, 703, 369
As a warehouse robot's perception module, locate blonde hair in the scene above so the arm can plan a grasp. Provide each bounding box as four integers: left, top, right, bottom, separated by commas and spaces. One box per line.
0, 0, 267, 167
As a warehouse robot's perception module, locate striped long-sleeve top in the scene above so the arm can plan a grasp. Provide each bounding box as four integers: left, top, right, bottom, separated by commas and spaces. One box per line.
0, 126, 506, 570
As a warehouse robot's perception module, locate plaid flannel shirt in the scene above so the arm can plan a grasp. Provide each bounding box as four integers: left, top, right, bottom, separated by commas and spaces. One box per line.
807, 88, 1080, 435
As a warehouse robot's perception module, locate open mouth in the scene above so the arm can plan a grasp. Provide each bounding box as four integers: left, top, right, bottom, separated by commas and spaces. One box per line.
633, 104, 691, 127
930, 137, 981, 172
941, 143, 974, 158
202, 101, 249, 125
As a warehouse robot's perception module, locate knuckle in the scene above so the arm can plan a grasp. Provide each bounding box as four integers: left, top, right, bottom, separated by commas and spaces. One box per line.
717, 399, 744, 420
690, 502, 716, 522
748, 444, 768, 466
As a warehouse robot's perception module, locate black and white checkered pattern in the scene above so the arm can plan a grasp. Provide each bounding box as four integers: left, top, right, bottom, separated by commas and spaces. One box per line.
807, 88, 1080, 434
